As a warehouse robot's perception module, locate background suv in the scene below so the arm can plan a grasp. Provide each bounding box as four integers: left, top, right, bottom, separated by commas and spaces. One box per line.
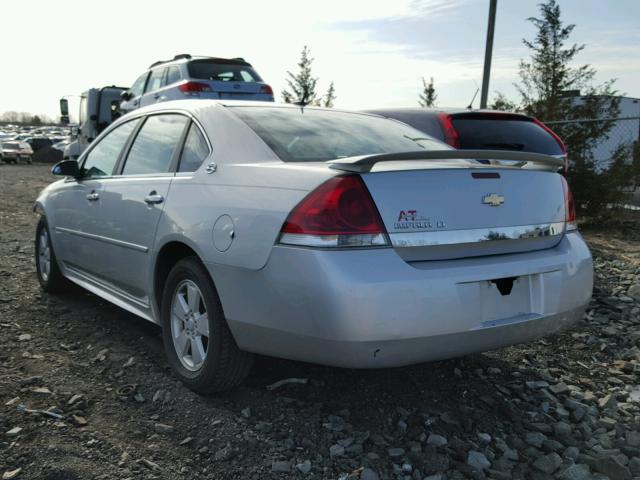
1, 141, 33, 164
365, 108, 568, 172
120, 54, 274, 113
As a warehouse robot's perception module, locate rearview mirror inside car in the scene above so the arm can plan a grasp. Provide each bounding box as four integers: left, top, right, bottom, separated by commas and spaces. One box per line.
52, 160, 80, 178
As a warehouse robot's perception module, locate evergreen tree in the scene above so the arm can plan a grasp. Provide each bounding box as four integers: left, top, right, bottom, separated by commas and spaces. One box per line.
281, 46, 319, 106
418, 77, 437, 107
516, 0, 623, 216
322, 81, 337, 108
489, 91, 517, 111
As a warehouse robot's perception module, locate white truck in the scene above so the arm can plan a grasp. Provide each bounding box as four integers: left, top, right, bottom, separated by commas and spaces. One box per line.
60, 86, 126, 160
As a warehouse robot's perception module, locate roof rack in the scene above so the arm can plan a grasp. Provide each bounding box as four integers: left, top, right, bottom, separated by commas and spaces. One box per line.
148, 54, 192, 69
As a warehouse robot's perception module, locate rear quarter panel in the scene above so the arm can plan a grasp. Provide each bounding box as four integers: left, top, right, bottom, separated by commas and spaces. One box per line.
153, 104, 335, 270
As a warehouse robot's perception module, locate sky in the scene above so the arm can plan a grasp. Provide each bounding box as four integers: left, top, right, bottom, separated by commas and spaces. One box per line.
1, 0, 638, 120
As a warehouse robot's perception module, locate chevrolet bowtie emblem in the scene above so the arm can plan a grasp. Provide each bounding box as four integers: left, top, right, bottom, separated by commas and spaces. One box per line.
482, 193, 505, 206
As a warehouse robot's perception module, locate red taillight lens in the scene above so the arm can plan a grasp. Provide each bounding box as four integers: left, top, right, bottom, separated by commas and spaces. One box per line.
437, 113, 460, 148
259, 84, 273, 95
534, 118, 568, 174
280, 176, 388, 247
561, 176, 577, 231
178, 81, 212, 94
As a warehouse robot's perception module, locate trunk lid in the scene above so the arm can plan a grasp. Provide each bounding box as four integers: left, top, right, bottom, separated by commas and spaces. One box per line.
361, 168, 566, 261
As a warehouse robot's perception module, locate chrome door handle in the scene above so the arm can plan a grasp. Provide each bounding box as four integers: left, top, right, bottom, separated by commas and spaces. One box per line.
144, 193, 164, 204
86, 192, 99, 201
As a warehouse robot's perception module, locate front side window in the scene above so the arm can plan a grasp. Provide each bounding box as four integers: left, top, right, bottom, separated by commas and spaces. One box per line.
146, 68, 166, 93
178, 124, 209, 172
231, 107, 446, 162
129, 73, 149, 98
121, 114, 188, 175
82, 119, 140, 178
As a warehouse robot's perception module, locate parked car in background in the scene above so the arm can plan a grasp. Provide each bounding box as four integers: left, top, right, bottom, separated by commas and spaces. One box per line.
52, 139, 71, 152
120, 54, 274, 113
26, 137, 53, 153
36, 101, 592, 393
1, 141, 33, 163
364, 108, 568, 172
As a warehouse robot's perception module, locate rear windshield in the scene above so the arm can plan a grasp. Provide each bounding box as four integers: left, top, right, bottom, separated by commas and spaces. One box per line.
451, 115, 564, 155
188, 60, 262, 82
231, 107, 447, 162
2, 142, 19, 150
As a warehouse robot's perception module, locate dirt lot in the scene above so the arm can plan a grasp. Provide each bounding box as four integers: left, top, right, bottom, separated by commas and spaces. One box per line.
1, 164, 640, 480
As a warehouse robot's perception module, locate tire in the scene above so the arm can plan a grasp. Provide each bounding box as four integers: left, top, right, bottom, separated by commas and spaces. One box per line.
161, 257, 253, 393
35, 217, 70, 293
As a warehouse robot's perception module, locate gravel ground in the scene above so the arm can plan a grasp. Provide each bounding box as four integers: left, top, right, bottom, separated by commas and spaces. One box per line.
1, 164, 640, 480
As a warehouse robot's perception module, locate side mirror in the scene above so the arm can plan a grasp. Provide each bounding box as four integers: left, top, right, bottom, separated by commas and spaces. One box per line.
120, 91, 133, 101
60, 98, 69, 116
52, 160, 80, 178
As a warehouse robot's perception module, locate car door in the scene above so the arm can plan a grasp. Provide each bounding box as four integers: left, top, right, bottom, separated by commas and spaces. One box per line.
139, 68, 167, 108
97, 113, 190, 305
121, 72, 149, 113
49, 119, 141, 279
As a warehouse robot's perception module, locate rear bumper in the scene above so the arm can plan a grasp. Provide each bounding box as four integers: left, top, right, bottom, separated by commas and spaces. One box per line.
210, 232, 593, 368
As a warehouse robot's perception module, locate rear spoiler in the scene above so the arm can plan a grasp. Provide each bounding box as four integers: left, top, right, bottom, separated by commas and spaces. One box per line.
328, 150, 563, 173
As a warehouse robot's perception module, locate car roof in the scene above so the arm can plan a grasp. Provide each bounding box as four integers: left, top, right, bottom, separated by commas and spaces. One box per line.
148, 55, 251, 70
117, 99, 382, 119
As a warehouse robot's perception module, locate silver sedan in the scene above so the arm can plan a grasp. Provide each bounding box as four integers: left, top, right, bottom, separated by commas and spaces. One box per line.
34, 101, 593, 392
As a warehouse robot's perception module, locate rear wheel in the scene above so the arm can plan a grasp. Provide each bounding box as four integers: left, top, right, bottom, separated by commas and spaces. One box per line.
161, 257, 253, 393
35, 217, 70, 293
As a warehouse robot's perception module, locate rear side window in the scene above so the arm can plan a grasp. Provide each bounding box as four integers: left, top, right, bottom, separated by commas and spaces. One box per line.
451, 116, 564, 155
165, 66, 181, 85
188, 60, 262, 82
146, 68, 166, 93
231, 107, 448, 162
178, 124, 209, 172
82, 119, 140, 178
121, 114, 188, 175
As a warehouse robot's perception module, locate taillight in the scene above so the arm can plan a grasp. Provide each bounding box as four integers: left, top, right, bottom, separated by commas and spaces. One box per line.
534, 118, 568, 174
279, 175, 389, 248
437, 113, 460, 148
259, 84, 273, 95
178, 81, 212, 95
561, 176, 577, 231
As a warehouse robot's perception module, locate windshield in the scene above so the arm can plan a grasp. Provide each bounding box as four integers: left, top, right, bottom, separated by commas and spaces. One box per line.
188, 60, 262, 82
230, 107, 448, 162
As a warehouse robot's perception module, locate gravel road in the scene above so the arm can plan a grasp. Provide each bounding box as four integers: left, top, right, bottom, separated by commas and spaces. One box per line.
1, 164, 640, 480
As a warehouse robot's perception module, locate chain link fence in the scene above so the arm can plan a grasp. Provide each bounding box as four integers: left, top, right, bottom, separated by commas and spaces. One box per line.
545, 116, 640, 207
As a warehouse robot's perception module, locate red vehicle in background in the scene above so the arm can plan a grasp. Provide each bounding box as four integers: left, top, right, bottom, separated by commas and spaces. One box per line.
364, 108, 568, 173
